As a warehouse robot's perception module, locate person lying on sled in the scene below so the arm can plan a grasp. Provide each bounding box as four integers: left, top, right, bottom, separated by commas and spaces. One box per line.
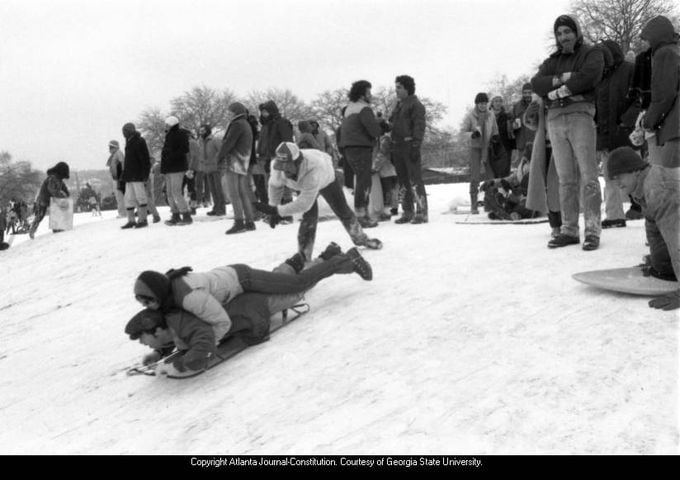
479, 142, 540, 220
127, 243, 367, 375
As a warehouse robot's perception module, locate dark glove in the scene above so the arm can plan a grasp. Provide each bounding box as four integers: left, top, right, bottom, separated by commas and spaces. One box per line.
254, 202, 278, 216
267, 213, 283, 229
471, 130, 481, 139
648, 291, 680, 311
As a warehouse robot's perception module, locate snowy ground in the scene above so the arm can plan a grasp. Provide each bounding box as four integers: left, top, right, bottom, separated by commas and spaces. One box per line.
0, 183, 677, 454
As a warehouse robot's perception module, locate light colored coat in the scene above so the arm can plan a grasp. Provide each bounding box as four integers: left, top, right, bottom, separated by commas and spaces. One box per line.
268, 149, 336, 217
525, 99, 561, 214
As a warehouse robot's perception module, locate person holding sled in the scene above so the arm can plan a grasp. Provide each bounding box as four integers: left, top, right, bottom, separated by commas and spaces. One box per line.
28, 162, 71, 239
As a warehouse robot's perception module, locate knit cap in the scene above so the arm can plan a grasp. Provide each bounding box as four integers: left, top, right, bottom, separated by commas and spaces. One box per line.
125, 309, 166, 340
607, 147, 648, 179
134, 271, 171, 303
474, 92, 489, 104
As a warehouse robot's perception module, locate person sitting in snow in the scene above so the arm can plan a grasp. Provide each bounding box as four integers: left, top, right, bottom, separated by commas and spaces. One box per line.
29, 162, 71, 239
126, 243, 355, 376
479, 142, 540, 220
253, 142, 382, 261
132, 242, 373, 345
607, 146, 679, 311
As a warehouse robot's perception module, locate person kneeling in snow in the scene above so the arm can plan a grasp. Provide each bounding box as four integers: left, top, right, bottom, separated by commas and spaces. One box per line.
608, 146, 679, 311
479, 143, 540, 220
132, 242, 372, 344
254, 142, 383, 262
126, 244, 354, 375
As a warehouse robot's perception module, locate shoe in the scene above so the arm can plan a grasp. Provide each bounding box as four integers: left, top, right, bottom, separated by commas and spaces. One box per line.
362, 238, 383, 250
470, 207, 480, 215
319, 242, 343, 260
378, 213, 392, 222
410, 214, 428, 224
225, 220, 246, 234
121, 221, 136, 229
390, 208, 398, 216
284, 252, 306, 273
165, 213, 181, 226
550, 227, 561, 239
179, 212, 193, 225
191, 207, 197, 215
625, 207, 643, 220
152, 215, 161, 223
346, 247, 373, 281
206, 211, 222, 216
244, 221, 256, 231
358, 216, 378, 228
394, 214, 414, 224
582, 235, 600, 251
134, 221, 148, 228
602, 219, 626, 229
547, 234, 580, 249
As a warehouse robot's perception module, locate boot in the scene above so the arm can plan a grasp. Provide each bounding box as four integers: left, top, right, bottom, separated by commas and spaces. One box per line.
345, 247, 373, 281
244, 221, 256, 231
152, 214, 161, 224
410, 214, 428, 224
470, 193, 479, 214
284, 252, 306, 273
165, 212, 181, 226
179, 211, 193, 225
135, 205, 148, 228
121, 209, 136, 229
225, 219, 246, 234
318, 242, 342, 260
394, 212, 414, 224
356, 208, 378, 228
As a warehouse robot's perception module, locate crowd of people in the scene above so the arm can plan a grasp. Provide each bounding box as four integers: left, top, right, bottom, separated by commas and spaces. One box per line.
4, 14, 678, 373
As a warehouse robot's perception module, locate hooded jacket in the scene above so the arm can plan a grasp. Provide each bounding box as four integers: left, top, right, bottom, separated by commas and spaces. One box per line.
531, 15, 604, 114
122, 131, 151, 182
161, 124, 189, 174
641, 16, 680, 146
297, 121, 321, 149
257, 101, 294, 162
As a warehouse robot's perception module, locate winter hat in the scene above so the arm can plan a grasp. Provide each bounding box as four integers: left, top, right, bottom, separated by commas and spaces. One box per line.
607, 147, 648, 179
522, 83, 532, 92
53, 162, 70, 179
228, 102, 247, 116
134, 270, 171, 303
109, 140, 119, 148
554, 14, 578, 34
474, 92, 489, 104
164, 116, 179, 127
125, 309, 166, 340
274, 142, 301, 163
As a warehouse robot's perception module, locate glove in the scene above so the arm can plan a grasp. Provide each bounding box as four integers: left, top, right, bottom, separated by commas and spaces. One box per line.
268, 213, 283, 229
547, 85, 571, 101
471, 129, 481, 139
142, 351, 162, 366
254, 202, 278, 216
185, 170, 194, 179
156, 360, 182, 376
648, 291, 680, 311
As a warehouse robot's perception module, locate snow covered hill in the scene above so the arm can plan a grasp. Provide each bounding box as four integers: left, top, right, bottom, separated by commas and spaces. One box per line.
0, 183, 677, 454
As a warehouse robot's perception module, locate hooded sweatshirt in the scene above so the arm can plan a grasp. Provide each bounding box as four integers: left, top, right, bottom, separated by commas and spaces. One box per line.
257, 101, 294, 161
531, 15, 604, 119
641, 16, 680, 148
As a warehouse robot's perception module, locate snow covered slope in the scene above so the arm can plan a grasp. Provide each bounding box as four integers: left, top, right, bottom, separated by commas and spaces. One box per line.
0, 183, 677, 454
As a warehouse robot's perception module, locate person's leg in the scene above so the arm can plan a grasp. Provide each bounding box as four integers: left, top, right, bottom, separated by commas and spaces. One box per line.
238, 174, 255, 222
226, 172, 244, 221
404, 145, 428, 220
320, 180, 371, 247
344, 147, 373, 214
600, 150, 625, 222
547, 115, 581, 238
207, 171, 226, 214
123, 182, 138, 226
164, 174, 179, 214
145, 180, 160, 217
392, 144, 414, 219
469, 148, 482, 213
568, 113, 601, 240
298, 199, 319, 260
115, 188, 126, 217
132, 183, 148, 225
29, 205, 46, 239
645, 164, 680, 280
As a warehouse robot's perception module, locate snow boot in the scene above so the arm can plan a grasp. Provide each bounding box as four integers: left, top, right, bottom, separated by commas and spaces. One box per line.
284, 252, 306, 274
346, 247, 373, 281
548, 233, 580, 249
602, 219, 626, 229
122, 209, 136, 229
225, 220, 246, 234
152, 214, 161, 224
358, 237, 383, 249
165, 213, 181, 226
179, 212, 193, 225
582, 235, 600, 251
394, 213, 414, 224
318, 242, 342, 260
244, 221, 256, 231
410, 214, 428, 224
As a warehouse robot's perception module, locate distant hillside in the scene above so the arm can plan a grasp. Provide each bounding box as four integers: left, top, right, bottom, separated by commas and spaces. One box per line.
64, 170, 117, 198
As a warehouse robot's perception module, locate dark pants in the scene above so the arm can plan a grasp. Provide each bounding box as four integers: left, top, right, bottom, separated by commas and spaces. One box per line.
392, 142, 428, 217
195, 171, 209, 205
182, 175, 196, 203
339, 154, 355, 189
298, 178, 369, 260
253, 174, 268, 204
232, 255, 351, 293
343, 146, 373, 211
205, 171, 226, 214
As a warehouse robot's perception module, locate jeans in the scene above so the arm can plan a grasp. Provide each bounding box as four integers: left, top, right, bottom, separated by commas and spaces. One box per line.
225, 171, 254, 222
164, 172, 189, 214
468, 147, 495, 195
298, 178, 369, 260
343, 146, 373, 212
547, 111, 602, 237
392, 142, 428, 216
643, 164, 680, 281
205, 171, 226, 214
598, 150, 626, 220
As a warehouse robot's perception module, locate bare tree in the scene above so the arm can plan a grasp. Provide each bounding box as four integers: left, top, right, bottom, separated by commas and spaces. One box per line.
136, 107, 167, 159
0, 151, 43, 205
245, 88, 315, 124
170, 85, 237, 137
571, 0, 680, 52
370, 86, 447, 136
485, 74, 532, 106
310, 88, 348, 132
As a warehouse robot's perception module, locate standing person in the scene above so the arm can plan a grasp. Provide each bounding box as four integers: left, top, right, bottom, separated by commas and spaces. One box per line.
297, 121, 321, 149
389, 75, 428, 224
489, 95, 514, 178
462, 92, 498, 214
607, 147, 679, 310
199, 124, 226, 217
28, 162, 70, 239
182, 131, 200, 215
254, 142, 383, 261
145, 156, 162, 223
161, 116, 192, 226
336, 106, 355, 191
310, 120, 334, 156
511, 84, 536, 168
120, 123, 151, 229
218, 102, 256, 234
246, 112, 267, 206
339, 80, 382, 228
595, 40, 639, 229
531, 14, 604, 251
106, 140, 126, 218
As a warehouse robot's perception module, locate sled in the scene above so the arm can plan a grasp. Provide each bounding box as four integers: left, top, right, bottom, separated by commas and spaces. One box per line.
455, 215, 548, 225
572, 266, 679, 296
126, 303, 310, 379
48, 198, 74, 231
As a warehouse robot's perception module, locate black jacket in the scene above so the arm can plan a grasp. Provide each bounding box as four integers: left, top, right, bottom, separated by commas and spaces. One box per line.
161, 125, 189, 174
122, 131, 151, 182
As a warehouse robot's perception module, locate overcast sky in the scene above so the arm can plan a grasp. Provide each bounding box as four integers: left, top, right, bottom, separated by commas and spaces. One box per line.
0, 0, 570, 171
